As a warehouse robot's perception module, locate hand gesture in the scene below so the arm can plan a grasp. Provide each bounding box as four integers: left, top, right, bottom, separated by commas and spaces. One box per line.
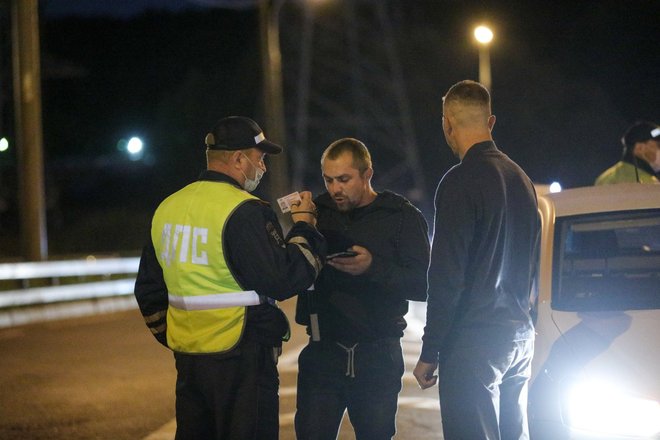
327, 245, 372, 275
413, 359, 438, 389
291, 191, 317, 226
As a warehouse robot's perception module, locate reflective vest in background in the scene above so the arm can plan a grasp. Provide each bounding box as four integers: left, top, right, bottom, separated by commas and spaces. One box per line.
152, 181, 260, 354
595, 161, 659, 185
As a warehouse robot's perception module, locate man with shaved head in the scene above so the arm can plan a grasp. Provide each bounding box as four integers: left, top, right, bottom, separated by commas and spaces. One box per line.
414, 81, 541, 440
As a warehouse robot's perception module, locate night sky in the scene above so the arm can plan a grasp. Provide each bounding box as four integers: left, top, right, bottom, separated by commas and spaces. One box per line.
0, 0, 658, 256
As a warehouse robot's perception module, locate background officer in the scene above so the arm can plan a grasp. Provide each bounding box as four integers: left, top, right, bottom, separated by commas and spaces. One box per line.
595, 120, 660, 184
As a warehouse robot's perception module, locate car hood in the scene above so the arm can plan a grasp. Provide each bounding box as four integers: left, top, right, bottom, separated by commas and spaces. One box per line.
549, 309, 660, 400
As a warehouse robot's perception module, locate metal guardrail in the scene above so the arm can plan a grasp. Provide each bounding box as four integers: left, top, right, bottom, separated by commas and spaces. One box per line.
0, 256, 140, 328
0, 257, 140, 280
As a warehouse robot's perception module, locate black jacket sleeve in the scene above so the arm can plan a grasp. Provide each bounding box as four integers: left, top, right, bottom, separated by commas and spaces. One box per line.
134, 242, 169, 347
224, 200, 326, 301
420, 173, 472, 362
365, 202, 430, 302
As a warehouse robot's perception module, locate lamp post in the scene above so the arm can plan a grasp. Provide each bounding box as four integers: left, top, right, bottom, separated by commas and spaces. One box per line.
11, 0, 48, 260
474, 25, 493, 92
259, 0, 288, 202
258, 0, 330, 203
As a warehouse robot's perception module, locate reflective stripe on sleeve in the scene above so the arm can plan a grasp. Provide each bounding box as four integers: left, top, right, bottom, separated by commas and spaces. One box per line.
288, 236, 322, 276
149, 323, 167, 334
168, 291, 261, 311
144, 309, 167, 324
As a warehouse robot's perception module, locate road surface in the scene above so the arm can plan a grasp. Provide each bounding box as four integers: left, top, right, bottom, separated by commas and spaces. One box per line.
0, 299, 443, 439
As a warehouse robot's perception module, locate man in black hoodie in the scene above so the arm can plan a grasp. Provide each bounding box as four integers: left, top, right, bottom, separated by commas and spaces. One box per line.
295, 138, 430, 439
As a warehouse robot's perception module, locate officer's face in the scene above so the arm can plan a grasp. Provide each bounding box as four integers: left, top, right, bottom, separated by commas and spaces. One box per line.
240, 148, 267, 179
322, 152, 372, 212
638, 139, 660, 165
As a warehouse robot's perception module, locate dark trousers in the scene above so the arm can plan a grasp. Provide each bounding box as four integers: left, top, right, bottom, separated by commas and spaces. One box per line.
173, 339, 279, 440
295, 338, 404, 440
438, 338, 534, 440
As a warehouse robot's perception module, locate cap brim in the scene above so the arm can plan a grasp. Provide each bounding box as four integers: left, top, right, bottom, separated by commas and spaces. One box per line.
256, 139, 283, 155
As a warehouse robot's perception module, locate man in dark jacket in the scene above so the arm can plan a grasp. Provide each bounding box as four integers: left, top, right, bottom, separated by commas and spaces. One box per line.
414, 81, 540, 440
134, 116, 325, 440
295, 138, 430, 439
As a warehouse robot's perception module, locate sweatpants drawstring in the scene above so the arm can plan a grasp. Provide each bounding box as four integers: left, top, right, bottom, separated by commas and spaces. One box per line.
336, 342, 358, 378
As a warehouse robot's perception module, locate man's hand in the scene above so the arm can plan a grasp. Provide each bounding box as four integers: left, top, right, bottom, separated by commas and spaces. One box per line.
327, 245, 372, 275
413, 359, 438, 390
291, 191, 317, 226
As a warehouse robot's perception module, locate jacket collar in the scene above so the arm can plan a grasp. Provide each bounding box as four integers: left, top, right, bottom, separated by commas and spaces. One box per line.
621, 155, 656, 176
463, 140, 497, 162
198, 169, 243, 189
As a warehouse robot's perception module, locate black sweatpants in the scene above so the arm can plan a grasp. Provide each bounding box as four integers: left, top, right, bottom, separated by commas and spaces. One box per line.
295, 338, 404, 440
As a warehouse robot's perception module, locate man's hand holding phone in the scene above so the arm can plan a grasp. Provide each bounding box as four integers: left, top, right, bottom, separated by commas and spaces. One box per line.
326, 245, 372, 275
326, 250, 358, 260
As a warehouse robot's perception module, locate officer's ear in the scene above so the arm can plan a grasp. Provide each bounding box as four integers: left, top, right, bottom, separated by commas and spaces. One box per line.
230, 150, 244, 168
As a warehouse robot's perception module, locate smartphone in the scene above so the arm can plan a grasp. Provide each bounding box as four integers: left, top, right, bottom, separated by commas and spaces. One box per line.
326, 250, 358, 260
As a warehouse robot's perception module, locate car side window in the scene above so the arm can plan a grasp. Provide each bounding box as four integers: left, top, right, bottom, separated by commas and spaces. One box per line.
552, 209, 660, 311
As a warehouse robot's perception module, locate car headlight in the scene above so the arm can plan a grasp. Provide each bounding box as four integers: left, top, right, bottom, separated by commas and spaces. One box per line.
565, 380, 660, 438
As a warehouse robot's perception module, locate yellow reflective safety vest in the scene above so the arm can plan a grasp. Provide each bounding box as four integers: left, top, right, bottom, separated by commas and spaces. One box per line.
594, 161, 658, 185
152, 181, 260, 354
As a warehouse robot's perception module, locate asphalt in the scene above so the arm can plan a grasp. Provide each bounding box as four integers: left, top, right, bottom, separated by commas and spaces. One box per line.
1, 296, 444, 439
139, 300, 443, 439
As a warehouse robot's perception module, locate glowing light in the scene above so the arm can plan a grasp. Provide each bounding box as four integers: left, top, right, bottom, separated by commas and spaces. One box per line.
127, 137, 143, 155
474, 26, 494, 45
567, 380, 660, 438
0, 137, 8, 152
549, 182, 562, 193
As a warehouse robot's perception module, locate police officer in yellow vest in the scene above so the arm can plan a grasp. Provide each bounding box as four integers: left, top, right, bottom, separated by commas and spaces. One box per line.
134, 116, 325, 439
595, 121, 660, 185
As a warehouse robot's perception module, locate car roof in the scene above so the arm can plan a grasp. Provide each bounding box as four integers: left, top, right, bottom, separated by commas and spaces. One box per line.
539, 183, 660, 218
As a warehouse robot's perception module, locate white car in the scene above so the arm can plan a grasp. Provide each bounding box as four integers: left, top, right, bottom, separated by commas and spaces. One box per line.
529, 183, 660, 440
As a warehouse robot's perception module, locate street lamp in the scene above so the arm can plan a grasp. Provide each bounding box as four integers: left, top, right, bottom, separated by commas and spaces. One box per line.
473, 25, 493, 92
126, 136, 144, 161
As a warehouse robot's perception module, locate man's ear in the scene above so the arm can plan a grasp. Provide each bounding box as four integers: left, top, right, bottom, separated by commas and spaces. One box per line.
364, 167, 374, 181
488, 114, 496, 131
223, 151, 241, 172
443, 115, 453, 136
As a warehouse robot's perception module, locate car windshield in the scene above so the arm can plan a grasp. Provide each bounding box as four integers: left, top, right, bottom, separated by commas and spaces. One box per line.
552, 209, 660, 311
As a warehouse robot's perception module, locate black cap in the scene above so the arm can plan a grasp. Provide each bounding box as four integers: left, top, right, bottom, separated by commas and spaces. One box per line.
204, 116, 283, 154
621, 121, 660, 150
